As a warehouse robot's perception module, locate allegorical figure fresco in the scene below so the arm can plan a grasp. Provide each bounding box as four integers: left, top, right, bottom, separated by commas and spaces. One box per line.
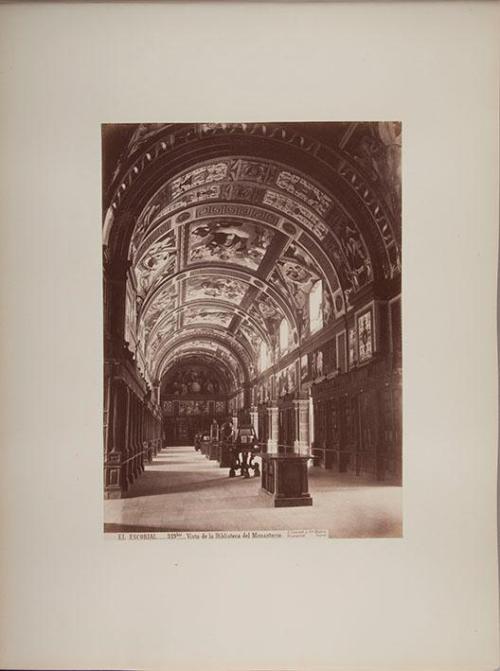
189, 221, 272, 269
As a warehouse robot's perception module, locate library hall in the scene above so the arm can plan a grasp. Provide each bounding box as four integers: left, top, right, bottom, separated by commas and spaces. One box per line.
102, 122, 402, 537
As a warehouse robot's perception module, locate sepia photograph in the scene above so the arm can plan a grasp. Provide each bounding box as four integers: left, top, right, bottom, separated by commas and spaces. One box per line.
1, 2, 498, 669
102, 122, 402, 537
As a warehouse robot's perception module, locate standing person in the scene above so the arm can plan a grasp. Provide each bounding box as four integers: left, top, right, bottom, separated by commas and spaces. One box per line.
221, 418, 233, 443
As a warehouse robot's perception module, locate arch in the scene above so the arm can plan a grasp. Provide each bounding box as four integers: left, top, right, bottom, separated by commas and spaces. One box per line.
160, 352, 237, 398
154, 330, 253, 385
104, 124, 400, 283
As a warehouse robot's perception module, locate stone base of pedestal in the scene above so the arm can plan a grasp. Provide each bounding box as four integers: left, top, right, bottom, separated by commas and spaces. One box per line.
208, 441, 219, 460
262, 490, 313, 507
261, 453, 313, 508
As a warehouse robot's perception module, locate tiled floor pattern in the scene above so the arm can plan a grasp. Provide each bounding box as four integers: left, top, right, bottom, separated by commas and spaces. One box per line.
104, 445, 402, 537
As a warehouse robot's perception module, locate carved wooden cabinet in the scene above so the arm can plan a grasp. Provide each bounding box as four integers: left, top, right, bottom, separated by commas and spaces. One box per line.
261, 453, 313, 507
311, 359, 401, 483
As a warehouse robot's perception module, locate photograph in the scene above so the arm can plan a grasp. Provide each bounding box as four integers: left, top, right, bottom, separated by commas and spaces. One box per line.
1, 2, 498, 669
102, 121, 402, 537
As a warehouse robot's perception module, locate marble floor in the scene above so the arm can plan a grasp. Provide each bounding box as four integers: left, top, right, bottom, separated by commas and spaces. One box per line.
104, 445, 402, 538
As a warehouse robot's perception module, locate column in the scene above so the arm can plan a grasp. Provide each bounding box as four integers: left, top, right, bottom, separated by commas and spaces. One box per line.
308, 395, 315, 446
267, 406, 279, 453
130, 396, 136, 481
139, 402, 145, 474
293, 399, 311, 455
104, 379, 126, 499
124, 386, 132, 486
250, 406, 259, 442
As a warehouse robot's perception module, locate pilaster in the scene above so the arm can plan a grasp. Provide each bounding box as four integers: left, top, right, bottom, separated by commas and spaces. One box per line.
267, 406, 279, 454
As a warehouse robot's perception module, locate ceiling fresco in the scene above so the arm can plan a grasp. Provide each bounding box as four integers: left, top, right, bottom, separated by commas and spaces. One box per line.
165, 339, 241, 369
156, 335, 249, 391
184, 276, 248, 305
237, 321, 263, 356
182, 305, 234, 328
251, 293, 282, 331
347, 121, 402, 219
141, 282, 178, 338
148, 317, 176, 357
161, 361, 229, 396
104, 123, 401, 392
133, 229, 177, 296
278, 243, 320, 309
188, 220, 272, 269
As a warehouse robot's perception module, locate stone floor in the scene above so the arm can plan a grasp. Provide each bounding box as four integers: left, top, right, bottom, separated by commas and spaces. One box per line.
104, 445, 402, 537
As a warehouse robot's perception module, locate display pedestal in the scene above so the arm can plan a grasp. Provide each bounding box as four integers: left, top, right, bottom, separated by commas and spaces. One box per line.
218, 441, 232, 468
208, 440, 219, 461
261, 453, 313, 507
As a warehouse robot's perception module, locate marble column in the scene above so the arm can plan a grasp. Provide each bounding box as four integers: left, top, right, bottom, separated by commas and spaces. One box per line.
293, 399, 310, 455
267, 406, 279, 453
250, 406, 259, 441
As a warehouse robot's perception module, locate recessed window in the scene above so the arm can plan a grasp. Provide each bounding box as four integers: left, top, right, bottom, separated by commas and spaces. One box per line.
309, 280, 323, 333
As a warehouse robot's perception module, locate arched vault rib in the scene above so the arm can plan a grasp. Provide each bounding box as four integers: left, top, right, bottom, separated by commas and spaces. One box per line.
105, 125, 399, 284
148, 301, 273, 355
153, 329, 253, 385
160, 349, 240, 394
134, 211, 345, 318
127, 154, 380, 374
140, 266, 301, 340
105, 123, 401, 391
151, 325, 257, 376
135, 194, 350, 300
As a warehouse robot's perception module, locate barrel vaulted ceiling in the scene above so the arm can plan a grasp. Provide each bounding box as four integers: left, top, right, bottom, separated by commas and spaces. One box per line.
103, 122, 401, 393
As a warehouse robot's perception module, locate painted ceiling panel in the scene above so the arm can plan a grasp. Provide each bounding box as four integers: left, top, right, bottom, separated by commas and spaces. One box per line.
170, 162, 228, 200
149, 318, 176, 356
142, 282, 178, 337
131, 156, 341, 252
157, 334, 250, 388
110, 123, 401, 388
184, 276, 248, 305
182, 306, 234, 328
278, 242, 321, 310
187, 220, 272, 270
237, 321, 263, 355
134, 229, 177, 297
252, 293, 282, 330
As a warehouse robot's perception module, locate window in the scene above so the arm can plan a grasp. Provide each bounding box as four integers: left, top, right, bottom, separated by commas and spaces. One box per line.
258, 341, 270, 373
279, 318, 290, 353
309, 280, 323, 333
